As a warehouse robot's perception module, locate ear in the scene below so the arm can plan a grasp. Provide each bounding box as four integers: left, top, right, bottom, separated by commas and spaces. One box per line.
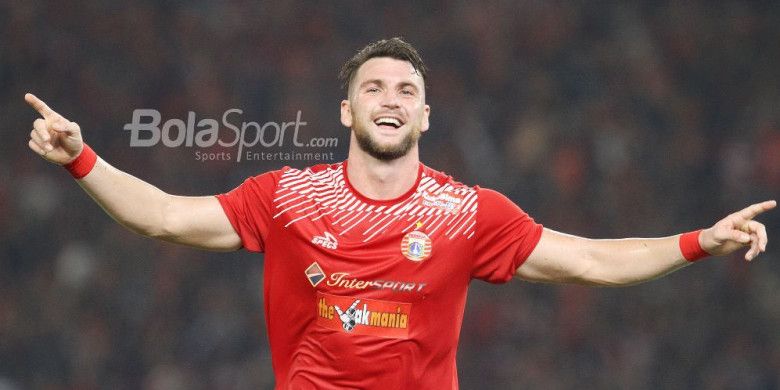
340, 99, 352, 128
421, 104, 431, 132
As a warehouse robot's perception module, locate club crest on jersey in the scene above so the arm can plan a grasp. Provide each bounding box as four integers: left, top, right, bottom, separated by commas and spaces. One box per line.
305, 262, 326, 287
401, 231, 432, 262
311, 232, 338, 249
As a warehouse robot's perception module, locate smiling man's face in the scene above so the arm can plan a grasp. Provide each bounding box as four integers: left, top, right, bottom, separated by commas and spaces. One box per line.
341, 57, 430, 161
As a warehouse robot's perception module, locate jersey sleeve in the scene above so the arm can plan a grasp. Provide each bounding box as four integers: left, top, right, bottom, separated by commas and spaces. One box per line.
215, 169, 282, 253
471, 188, 543, 283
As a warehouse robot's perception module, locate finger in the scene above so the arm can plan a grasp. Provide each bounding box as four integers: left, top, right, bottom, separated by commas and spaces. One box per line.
25, 93, 56, 119
33, 118, 51, 142
30, 128, 46, 145
736, 200, 777, 222
745, 220, 768, 252
28, 139, 48, 157
29, 132, 48, 152
32, 119, 54, 151
746, 232, 759, 261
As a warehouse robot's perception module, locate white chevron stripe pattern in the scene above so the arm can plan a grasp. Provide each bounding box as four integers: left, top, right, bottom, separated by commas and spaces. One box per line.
272, 164, 478, 242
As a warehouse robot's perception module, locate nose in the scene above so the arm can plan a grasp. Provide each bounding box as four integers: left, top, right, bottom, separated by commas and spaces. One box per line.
380, 90, 400, 109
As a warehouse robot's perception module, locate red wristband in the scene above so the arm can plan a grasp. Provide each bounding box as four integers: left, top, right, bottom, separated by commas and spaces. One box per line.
679, 230, 709, 262
64, 144, 98, 179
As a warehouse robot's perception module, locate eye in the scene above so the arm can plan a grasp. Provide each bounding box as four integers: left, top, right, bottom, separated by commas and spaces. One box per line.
366, 87, 380, 93
400, 89, 415, 96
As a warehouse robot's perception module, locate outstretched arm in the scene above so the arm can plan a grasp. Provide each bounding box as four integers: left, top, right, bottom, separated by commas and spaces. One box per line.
516, 201, 776, 286
25, 93, 241, 251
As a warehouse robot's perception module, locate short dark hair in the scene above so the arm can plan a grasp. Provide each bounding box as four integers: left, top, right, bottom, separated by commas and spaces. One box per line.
339, 37, 428, 93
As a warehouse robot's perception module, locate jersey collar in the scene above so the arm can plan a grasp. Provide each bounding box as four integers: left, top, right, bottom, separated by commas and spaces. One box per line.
341, 160, 424, 206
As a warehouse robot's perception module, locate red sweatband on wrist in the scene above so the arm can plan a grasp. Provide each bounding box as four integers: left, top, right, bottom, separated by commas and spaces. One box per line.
679, 230, 709, 262
64, 144, 98, 179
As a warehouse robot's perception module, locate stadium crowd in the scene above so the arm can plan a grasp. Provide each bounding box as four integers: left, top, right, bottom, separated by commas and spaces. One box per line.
1, 1, 779, 388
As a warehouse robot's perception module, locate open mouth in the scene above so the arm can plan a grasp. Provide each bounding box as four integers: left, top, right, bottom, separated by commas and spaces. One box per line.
373, 116, 404, 129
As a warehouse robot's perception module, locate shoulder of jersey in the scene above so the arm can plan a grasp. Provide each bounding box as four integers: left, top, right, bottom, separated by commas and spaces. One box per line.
278, 163, 341, 175
277, 162, 344, 186
421, 164, 474, 191
308, 162, 342, 174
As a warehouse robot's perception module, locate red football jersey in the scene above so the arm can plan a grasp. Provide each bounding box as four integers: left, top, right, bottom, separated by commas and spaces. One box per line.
216, 161, 542, 389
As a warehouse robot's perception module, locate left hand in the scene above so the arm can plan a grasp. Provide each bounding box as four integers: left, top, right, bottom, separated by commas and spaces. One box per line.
700, 200, 776, 261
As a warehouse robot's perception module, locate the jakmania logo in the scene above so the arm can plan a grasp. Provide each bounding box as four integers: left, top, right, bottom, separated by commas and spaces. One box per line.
316, 292, 411, 339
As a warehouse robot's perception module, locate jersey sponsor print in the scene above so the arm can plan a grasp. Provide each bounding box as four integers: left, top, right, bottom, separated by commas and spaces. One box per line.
317, 292, 411, 339
305, 262, 326, 287
308, 263, 427, 293
311, 231, 338, 249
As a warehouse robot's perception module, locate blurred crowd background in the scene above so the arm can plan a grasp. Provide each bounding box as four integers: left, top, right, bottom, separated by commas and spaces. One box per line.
2, 1, 780, 389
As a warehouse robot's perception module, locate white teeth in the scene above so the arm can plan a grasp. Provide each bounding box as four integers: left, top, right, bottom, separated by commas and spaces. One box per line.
374, 117, 401, 127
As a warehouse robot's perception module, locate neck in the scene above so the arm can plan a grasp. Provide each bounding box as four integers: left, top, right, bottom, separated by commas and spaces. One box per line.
346, 140, 421, 201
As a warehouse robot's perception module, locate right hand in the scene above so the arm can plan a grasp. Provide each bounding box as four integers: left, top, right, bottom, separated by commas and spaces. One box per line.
25, 93, 84, 165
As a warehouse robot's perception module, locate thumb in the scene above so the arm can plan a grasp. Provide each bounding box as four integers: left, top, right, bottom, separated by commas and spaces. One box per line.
52, 119, 81, 136
54, 120, 84, 155
727, 228, 751, 244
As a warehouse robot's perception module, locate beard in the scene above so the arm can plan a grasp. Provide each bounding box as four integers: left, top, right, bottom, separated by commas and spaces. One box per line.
353, 122, 421, 161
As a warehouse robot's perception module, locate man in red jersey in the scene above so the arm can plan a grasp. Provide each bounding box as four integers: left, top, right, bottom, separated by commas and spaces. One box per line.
25, 38, 774, 389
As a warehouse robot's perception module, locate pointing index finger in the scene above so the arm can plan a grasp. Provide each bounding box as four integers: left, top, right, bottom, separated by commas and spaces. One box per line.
736, 200, 777, 222
25, 93, 57, 119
